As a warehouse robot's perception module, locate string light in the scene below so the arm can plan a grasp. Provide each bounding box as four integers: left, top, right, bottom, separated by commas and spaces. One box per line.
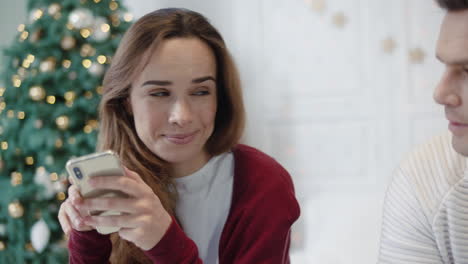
17, 24, 25, 32
17, 111, 25, 120
1, 142, 8, 150
82, 59, 92, 68
62, 60, 71, 68
80, 29, 91, 38
25, 157, 34, 165
101, 23, 110, 32
97, 55, 106, 64
46, 96, 56, 104
50, 172, 58, 181
124, 13, 133, 22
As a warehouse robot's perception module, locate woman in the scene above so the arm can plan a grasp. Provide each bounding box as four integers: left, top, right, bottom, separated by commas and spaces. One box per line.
58, 8, 300, 264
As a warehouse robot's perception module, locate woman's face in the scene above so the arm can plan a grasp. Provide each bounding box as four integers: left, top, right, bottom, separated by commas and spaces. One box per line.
129, 37, 217, 177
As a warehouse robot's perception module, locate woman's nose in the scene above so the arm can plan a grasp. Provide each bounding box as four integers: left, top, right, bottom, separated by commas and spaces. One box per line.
168, 99, 193, 127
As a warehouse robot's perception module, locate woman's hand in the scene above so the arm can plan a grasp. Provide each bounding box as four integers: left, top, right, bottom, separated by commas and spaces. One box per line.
58, 184, 94, 236
77, 167, 172, 251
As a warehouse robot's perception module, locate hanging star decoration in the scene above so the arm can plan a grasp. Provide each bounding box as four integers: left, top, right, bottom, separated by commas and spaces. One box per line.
304, 0, 326, 14
409, 47, 426, 64
332, 12, 348, 29
382, 37, 397, 54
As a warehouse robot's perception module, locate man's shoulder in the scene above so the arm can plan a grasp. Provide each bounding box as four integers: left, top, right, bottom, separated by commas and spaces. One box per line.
400, 132, 464, 175
392, 132, 466, 211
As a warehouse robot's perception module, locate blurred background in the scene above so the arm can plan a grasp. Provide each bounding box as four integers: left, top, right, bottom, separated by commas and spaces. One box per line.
0, 0, 447, 263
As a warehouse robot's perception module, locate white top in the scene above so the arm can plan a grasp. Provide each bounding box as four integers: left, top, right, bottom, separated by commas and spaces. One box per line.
379, 132, 468, 263
174, 152, 234, 263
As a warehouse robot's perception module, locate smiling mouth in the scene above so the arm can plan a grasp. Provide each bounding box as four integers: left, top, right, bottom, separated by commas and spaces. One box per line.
164, 131, 198, 145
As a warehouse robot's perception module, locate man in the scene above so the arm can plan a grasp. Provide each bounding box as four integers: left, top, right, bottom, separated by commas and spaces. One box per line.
379, 0, 468, 263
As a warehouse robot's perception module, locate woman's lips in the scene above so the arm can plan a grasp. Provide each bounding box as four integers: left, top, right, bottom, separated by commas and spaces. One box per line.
164, 131, 198, 145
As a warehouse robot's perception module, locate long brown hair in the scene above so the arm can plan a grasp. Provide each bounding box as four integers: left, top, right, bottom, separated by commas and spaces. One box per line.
97, 8, 245, 263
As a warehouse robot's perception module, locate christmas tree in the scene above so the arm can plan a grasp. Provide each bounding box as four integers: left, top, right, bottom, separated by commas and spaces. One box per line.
0, 0, 132, 262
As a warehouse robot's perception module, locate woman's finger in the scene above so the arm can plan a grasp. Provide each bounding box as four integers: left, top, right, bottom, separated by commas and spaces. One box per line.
58, 201, 72, 235
80, 197, 139, 214
84, 213, 141, 229
64, 199, 92, 231
88, 176, 141, 197
123, 167, 143, 183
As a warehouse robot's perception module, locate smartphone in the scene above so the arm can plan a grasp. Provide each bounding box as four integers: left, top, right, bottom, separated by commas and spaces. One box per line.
65, 150, 128, 234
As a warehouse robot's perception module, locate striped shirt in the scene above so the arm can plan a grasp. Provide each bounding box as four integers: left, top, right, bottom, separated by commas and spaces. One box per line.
379, 132, 468, 263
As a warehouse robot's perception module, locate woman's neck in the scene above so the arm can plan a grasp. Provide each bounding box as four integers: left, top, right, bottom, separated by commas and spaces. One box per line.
170, 151, 211, 178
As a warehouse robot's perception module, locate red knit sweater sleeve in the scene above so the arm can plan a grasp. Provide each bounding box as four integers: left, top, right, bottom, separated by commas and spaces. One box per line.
218, 144, 301, 264
68, 229, 112, 264
143, 215, 202, 263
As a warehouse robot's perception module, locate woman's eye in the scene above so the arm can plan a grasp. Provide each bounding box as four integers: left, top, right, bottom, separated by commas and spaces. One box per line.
150, 91, 169, 97
192, 90, 210, 96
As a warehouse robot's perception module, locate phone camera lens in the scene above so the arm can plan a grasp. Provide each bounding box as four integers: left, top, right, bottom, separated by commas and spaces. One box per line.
73, 167, 83, 179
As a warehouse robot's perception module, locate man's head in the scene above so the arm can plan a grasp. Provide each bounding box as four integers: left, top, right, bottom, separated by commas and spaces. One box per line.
436, 0, 468, 11
434, 0, 468, 155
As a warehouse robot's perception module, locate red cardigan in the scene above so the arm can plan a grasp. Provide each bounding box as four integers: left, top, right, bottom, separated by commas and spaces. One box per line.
68, 144, 301, 263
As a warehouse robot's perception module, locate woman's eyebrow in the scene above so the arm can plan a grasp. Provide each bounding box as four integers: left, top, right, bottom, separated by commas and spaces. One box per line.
141, 76, 216, 87
192, 76, 216, 84
142, 80, 172, 87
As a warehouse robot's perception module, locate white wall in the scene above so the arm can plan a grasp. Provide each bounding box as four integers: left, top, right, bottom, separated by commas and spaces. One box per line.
0, 0, 27, 69
0, 0, 447, 263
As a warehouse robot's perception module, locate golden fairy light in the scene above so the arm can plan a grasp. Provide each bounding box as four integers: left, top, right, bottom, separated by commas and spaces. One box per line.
124, 13, 133, 22
20, 31, 29, 41
33, 9, 44, 20
109, 1, 118, 10
11, 172, 22, 186
82, 59, 92, 68
62, 60, 71, 69
57, 192, 66, 201
46, 96, 56, 104
27, 54, 35, 62
80, 28, 91, 38
25, 156, 34, 165
55, 138, 63, 148
84, 125, 92, 134
17, 24, 25, 32
96, 86, 104, 94
101, 23, 110, 32
17, 111, 25, 120
64, 91, 76, 102
50, 172, 58, 181
94, 0, 101, 3
29, 86, 46, 101
0, 87, 5, 97
12, 75, 21, 87
1, 142, 8, 150
0, 102, 5, 110
56, 116, 69, 130
7, 110, 15, 118
8, 201, 24, 218
84, 91, 93, 98
87, 119, 99, 129
97, 55, 106, 64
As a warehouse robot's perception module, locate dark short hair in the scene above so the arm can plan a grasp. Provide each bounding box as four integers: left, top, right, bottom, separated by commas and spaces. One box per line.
436, 0, 468, 10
